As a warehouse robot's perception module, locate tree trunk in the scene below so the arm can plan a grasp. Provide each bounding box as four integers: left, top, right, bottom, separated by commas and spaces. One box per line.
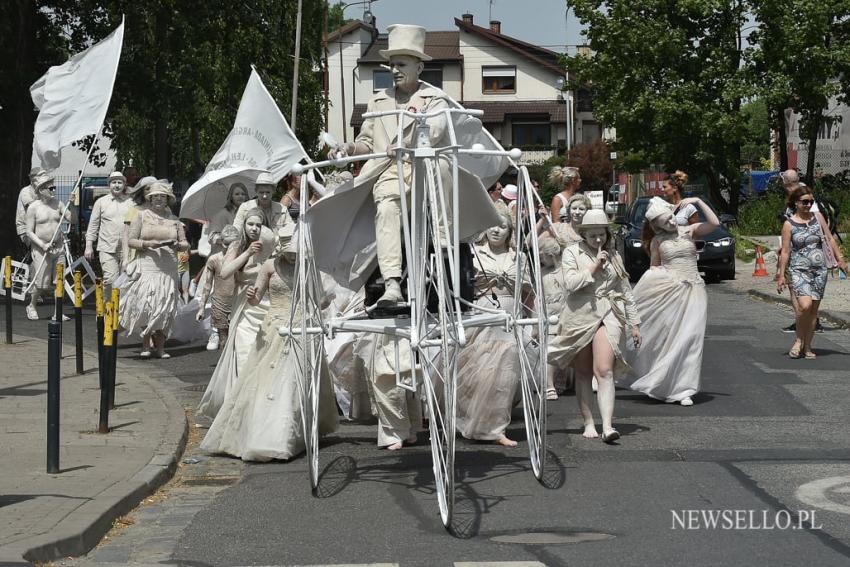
804, 108, 821, 187
777, 107, 788, 171
704, 168, 730, 214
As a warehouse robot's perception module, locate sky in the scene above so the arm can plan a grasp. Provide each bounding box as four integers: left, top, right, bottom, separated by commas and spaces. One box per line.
354, 0, 585, 54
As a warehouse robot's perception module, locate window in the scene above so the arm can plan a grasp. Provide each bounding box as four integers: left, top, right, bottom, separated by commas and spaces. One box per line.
421, 66, 443, 88
512, 121, 551, 146
373, 69, 392, 91
482, 66, 516, 93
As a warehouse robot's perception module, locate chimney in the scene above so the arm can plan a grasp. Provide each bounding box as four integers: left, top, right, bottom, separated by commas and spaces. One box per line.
577, 45, 592, 57
461, 13, 473, 25
489, 20, 501, 34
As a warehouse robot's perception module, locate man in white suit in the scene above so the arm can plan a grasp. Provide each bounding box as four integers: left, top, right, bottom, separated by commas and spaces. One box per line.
335, 24, 452, 306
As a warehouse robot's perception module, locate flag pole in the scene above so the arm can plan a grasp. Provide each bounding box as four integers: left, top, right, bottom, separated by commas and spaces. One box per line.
290, 0, 304, 132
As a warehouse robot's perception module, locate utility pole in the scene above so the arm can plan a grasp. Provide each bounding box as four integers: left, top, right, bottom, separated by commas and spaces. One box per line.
290, 0, 304, 131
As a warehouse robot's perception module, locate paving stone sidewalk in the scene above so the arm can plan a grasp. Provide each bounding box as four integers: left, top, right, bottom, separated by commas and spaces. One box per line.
0, 333, 187, 565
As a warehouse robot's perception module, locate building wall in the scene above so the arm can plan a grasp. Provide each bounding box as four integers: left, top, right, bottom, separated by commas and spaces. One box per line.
458, 32, 562, 102
326, 28, 373, 143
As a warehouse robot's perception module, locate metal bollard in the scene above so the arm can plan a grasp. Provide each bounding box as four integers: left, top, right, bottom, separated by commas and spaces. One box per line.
4, 256, 12, 345
95, 279, 104, 388
108, 289, 119, 409
47, 321, 61, 473
54, 262, 64, 324
74, 271, 84, 375
98, 302, 113, 434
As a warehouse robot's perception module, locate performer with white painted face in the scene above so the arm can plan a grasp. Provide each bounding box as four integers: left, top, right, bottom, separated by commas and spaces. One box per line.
548, 210, 641, 443
16, 168, 47, 248
331, 24, 452, 307
455, 212, 530, 447
619, 197, 719, 406
85, 171, 132, 297
232, 172, 291, 237
25, 173, 72, 320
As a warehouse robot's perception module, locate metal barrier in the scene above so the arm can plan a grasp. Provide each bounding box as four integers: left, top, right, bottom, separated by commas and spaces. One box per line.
74, 271, 84, 374
4, 255, 11, 344
47, 321, 61, 473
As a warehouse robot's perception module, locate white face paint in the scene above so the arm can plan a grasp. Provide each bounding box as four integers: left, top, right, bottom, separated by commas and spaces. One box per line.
149, 194, 169, 210
486, 219, 510, 247
256, 187, 273, 206
389, 55, 422, 93
652, 210, 678, 233
109, 178, 125, 195
38, 185, 55, 201
540, 251, 558, 267
569, 201, 588, 225
244, 217, 262, 241
583, 227, 608, 249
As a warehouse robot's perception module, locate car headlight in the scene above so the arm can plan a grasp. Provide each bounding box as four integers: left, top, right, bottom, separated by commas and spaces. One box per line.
710, 237, 733, 247
628, 239, 643, 248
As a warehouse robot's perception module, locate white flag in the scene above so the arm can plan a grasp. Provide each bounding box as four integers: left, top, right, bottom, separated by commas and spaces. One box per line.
180, 68, 309, 221
30, 18, 124, 171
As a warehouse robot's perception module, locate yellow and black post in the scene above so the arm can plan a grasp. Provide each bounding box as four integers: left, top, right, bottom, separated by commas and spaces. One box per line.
98, 301, 113, 434
108, 289, 120, 409
73, 271, 84, 374
95, 279, 104, 386
54, 262, 64, 324
4, 256, 12, 344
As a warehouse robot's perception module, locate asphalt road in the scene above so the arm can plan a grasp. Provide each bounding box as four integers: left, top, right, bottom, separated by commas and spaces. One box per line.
41, 284, 850, 566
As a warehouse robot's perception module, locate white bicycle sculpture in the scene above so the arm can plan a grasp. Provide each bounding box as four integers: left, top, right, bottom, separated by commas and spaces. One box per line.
282, 107, 551, 529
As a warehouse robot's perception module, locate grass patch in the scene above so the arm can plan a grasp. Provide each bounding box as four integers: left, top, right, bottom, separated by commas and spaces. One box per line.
731, 227, 770, 261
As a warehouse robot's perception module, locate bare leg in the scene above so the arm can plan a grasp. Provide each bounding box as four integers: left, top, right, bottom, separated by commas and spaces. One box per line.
592, 325, 617, 436
27, 289, 41, 320
796, 296, 816, 354
573, 344, 597, 438
546, 363, 558, 399
803, 299, 820, 355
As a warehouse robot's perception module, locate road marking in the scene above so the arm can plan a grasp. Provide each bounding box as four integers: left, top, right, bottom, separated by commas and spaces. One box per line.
455, 563, 547, 567
795, 475, 850, 515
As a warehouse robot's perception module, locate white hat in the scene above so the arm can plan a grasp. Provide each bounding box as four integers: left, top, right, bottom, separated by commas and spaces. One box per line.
255, 171, 276, 187
577, 209, 610, 231
501, 184, 518, 200
107, 171, 126, 183
145, 180, 176, 205
33, 171, 55, 191
644, 197, 674, 223
130, 175, 157, 195
379, 24, 432, 61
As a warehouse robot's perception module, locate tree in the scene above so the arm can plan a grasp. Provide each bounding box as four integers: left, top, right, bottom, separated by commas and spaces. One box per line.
740, 99, 771, 167
38, 0, 327, 180
564, 0, 749, 213
747, 0, 850, 184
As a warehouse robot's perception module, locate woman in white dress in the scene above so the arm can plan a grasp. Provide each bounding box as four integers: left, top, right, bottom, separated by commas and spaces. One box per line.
201, 239, 338, 461
548, 210, 641, 443
619, 197, 719, 406
548, 166, 582, 222
456, 212, 529, 447
198, 209, 275, 418
119, 182, 190, 358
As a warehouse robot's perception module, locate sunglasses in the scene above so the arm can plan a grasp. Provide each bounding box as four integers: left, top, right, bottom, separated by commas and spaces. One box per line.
797, 199, 815, 205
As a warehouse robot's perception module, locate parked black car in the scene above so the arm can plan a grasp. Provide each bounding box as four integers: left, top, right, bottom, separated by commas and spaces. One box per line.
614, 196, 736, 282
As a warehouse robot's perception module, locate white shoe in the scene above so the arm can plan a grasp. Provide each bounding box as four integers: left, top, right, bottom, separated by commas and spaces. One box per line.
51, 314, 71, 322
206, 331, 220, 351
376, 279, 404, 307
592, 376, 598, 392
26, 305, 39, 320
680, 397, 694, 406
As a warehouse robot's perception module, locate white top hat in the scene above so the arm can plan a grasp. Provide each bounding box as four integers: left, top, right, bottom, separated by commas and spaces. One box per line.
379, 24, 432, 61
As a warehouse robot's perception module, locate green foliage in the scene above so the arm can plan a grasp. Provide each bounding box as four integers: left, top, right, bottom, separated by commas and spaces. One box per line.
565, 0, 749, 213
526, 140, 613, 204
736, 191, 787, 235
46, 0, 327, 179
740, 99, 771, 165
730, 227, 770, 261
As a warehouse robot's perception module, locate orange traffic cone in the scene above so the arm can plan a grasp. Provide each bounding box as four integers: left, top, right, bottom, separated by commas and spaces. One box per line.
753, 245, 769, 277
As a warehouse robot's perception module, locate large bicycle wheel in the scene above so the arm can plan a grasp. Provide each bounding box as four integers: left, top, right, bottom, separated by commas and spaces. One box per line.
513, 167, 549, 480
287, 180, 327, 491
411, 158, 462, 528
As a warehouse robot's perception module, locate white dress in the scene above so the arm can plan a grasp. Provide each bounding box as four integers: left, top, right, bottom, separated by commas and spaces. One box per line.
619, 228, 706, 401
454, 243, 528, 441
198, 232, 274, 418
201, 261, 338, 461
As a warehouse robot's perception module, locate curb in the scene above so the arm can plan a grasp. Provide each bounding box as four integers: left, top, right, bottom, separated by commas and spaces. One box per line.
0, 350, 188, 565
747, 289, 850, 330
